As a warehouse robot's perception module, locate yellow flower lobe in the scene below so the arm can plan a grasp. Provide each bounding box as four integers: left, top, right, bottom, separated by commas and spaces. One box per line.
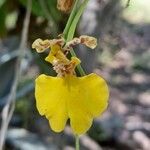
35, 73, 109, 135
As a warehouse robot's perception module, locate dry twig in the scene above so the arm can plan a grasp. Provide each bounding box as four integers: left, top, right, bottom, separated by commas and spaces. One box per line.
0, 0, 32, 149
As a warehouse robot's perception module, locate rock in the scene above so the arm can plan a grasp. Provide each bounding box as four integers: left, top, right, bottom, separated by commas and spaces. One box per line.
80, 135, 103, 150
63, 146, 75, 150
138, 92, 150, 106
133, 131, 150, 150
6, 128, 59, 150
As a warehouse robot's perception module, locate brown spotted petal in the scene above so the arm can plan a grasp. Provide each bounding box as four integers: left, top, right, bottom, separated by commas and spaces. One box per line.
64, 36, 97, 50
32, 38, 65, 53
80, 35, 97, 49
65, 38, 81, 50
32, 39, 51, 53
57, 0, 74, 13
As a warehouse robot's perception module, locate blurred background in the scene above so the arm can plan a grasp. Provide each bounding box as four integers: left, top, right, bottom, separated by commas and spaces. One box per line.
0, 0, 150, 150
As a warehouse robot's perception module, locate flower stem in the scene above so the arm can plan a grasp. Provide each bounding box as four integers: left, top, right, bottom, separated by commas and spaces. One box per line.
63, 0, 79, 39
75, 135, 80, 150
66, 0, 89, 42
63, 0, 89, 76
63, 0, 89, 149
70, 49, 85, 76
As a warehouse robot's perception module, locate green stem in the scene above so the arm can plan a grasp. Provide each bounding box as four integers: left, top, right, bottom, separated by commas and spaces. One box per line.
62, 1, 89, 149
75, 135, 80, 150
66, 0, 89, 42
63, 0, 80, 39
70, 49, 85, 76
63, 0, 89, 76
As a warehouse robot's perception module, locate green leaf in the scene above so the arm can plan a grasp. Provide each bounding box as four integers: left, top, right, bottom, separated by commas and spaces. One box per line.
66, 0, 89, 42
0, 0, 6, 7
63, 0, 80, 40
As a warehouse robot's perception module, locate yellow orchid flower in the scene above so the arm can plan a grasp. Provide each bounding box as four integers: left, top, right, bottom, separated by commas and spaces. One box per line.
32, 36, 109, 135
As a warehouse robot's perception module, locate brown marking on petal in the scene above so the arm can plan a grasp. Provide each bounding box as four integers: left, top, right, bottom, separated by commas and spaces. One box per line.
57, 0, 74, 13
64, 36, 97, 51
50, 39, 65, 47
32, 38, 51, 53
32, 38, 65, 53
80, 35, 97, 49
64, 38, 81, 51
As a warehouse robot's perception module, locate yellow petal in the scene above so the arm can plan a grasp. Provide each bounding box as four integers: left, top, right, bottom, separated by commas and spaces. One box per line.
35, 73, 109, 134
45, 44, 69, 64
66, 74, 109, 134
35, 75, 68, 132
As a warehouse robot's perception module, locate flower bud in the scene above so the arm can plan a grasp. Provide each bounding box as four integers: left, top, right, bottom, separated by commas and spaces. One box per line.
57, 0, 74, 13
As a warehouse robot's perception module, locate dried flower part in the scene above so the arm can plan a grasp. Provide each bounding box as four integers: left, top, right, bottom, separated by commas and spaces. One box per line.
32, 38, 65, 53
65, 38, 81, 50
80, 35, 97, 49
52, 57, 80, 77
32, 35, 97, 76
32, 39, 51, 53
50, 38, 65, 47
57, 0, 74, 13
45, 44, 80, 77
64, 36, 97, 50
64, 57, 81, 75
